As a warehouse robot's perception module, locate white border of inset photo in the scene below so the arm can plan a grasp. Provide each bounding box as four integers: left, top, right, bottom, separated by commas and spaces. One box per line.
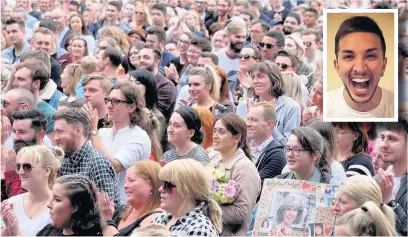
323, 9, 398, 122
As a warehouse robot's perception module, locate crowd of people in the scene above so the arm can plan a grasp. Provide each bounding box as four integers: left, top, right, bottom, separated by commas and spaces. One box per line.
0, 0, 407, 236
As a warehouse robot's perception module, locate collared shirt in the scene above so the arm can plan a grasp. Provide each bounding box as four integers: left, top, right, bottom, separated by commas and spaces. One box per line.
56, 27, 70, 48
59, 142, 120, 207
1, 41, 30, 64
37, 100, 56, 133
99, 125, 151, 204
250, 136, 274, 164
154, 203, 218, 236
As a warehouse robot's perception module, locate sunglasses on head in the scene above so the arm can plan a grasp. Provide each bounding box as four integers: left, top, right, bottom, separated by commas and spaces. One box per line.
16, 163, 35, 172
276, 63, 290, 70
161, 180, 176, 192
303, 42, 312, 47
259, 42, 275, 49
238, 54, 257, 60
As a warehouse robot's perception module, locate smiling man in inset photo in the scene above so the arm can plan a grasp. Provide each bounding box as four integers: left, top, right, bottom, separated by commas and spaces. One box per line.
327, 15, 394, 119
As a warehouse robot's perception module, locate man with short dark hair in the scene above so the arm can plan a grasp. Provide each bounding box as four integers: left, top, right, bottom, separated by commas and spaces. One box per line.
303, 7, 318, 29
205, 0, 231, 34
1, 18, 30, 64
267, 0, 290, 22
250, 20, 269, 46
96, 47, 122, 84
197, 52, 219, 68
146, 27, 176, 74
12, 8, 34, 40
136, 47, 177, 121
89, 1, 131, 38
51, 8, 73, 49
301, 29, 321, 70
151, 3, 167, 30
283, 12, 301, 35
376, 118, 407, 236
274, 50, 298, 73
11, 61, 56, 135
260, 30, 285, 61
68, 0, 80, 12
53, 108, 120, 207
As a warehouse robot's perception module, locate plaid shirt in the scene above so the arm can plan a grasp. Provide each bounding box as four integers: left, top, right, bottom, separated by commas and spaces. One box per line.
154, 203, 218, 236
59, 142, 120, 207
4, 170, 26, 198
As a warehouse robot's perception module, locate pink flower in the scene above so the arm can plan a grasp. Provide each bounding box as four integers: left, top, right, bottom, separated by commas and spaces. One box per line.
224, 184, 238, 198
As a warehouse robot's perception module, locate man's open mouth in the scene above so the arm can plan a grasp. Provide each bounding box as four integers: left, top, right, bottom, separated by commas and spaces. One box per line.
350, 77, 371, 95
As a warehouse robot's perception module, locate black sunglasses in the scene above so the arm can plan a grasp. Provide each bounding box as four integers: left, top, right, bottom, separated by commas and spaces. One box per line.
303, 42, 312, 47
276, 63, 291, 70
259, 42, 275, 49
16, 163, 34, 172
104, 98, 130, 107
238, 54, 257, 60
161, 180, 176, 192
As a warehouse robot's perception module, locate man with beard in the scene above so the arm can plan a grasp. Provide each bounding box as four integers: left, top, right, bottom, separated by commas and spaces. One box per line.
205, 0, 231, 34
1, 89, 52, 150
327, 16, 394, 119
283, 12, 301, 35
96, 47, 122, 84
136, 47, 177, 121
216, 20, 247, 92
53, 108, 120, 207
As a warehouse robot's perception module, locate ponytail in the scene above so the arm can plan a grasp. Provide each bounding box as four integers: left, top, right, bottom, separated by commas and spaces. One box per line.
201, 199, 223, 234
336, 201, 397, 236
317, 140, 331, 180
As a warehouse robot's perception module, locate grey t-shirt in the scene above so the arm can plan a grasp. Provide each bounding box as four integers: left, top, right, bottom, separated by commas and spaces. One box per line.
163, 145, 210, 166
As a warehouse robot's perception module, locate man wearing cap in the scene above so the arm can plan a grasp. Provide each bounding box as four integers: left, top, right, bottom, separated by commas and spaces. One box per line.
283, 12, 301, 35
269, 19, 284, 34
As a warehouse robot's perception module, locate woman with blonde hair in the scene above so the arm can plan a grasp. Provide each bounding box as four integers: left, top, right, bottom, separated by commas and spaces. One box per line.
154, 159, 222, 236
211, 30, 226, 53
281, 71, 304, 108
95, 37, 121, 56
99, 26, 131, 54
189, 66, 228, 116
129, 4, 152, 31
194, 106, 221, 160
333, 175, 394, 220
60, 64, 83, 97
1, 30, 11, 51
99, 161, 163, 236
132, 223, 170, 236
302, 79, 323, 125
335, 201, 397, 236
1, 145, 63, 236
284, 34, 315, 89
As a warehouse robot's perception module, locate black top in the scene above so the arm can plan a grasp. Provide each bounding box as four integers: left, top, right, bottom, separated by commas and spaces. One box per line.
112, 205, 162, 236
36, 224, 102, 236
342, 154, 375, 177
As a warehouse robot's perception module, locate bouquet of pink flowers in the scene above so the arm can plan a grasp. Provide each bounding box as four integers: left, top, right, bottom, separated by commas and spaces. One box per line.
207, 167, 243, 204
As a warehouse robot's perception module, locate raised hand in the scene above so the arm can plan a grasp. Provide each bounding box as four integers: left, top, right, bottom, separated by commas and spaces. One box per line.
4, 149, 17, 172
82, 103, 99, 132
237, 71, 252, 90
1, 116, 11, 145
97, 191, 115, 220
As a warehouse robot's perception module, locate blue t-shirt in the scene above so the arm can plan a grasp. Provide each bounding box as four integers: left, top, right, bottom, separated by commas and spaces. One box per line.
37, 101, 56, 133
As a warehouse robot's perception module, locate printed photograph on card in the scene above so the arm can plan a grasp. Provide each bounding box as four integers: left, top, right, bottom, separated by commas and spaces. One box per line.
252, 179, 337, 236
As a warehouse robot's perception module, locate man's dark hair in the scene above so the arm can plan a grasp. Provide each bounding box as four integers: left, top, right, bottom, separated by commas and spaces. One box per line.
102, 47, 122, 67
141, 46, 162, 61
266, 30, 285, 47
240, 9, 256, 21
39, 19, 57, 32
106, 0, 122, 11
69, 0, 80, 7
14, 61, 50, 90
274, 50, 299, 68
200, 52, 219, 65
305, 7, 318, 16
20, 50, 52, 76
373, 2, 391, 9
335, 16, 386, 59
5, 18, 25, 30
286, 12, 301, 25
251, 20, 270, 32
12, 109, 47, 132
53, 108, 90, 137
152, 3, 167, 14
243, 44, 261, 60
376, 117, 408, 140
190, 36, 212, 52
147, 27, 166, 44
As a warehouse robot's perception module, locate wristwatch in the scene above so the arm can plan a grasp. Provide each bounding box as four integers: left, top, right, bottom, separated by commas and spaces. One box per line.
91, 129, 99, 136
386, 200, 398, 209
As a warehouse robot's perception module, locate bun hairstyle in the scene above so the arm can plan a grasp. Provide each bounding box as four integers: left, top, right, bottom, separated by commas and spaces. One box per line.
336, 201, 397, 236
138, 108, 163, 161
174, 106, 203, 144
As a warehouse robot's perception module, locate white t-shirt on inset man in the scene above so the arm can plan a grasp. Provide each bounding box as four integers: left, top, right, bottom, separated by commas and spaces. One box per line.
326, 86, 394, 119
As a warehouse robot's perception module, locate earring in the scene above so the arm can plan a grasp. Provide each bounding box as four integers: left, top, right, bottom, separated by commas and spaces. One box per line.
150, 190, 152, 196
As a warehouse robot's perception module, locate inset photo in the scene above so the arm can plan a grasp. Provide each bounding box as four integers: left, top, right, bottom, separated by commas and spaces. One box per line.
323, 9, 398, 122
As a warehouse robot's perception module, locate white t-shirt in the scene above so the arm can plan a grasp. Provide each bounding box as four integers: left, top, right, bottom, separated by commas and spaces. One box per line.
326, 86, 394, 119
1, 193, 51, 236
99, 125, 151, 204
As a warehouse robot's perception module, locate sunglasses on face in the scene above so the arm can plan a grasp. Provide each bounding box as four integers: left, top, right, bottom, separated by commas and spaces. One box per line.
161, 180, 176, 192
16, 163, 35, 172
259, 42, 275, 49
303, 42, 312, 47
238, 54, 257, 60
276, 63, 291, 70
104, 98, 130, 107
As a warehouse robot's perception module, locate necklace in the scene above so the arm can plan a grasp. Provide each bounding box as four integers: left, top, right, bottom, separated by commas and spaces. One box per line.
26, 195, 49, 219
